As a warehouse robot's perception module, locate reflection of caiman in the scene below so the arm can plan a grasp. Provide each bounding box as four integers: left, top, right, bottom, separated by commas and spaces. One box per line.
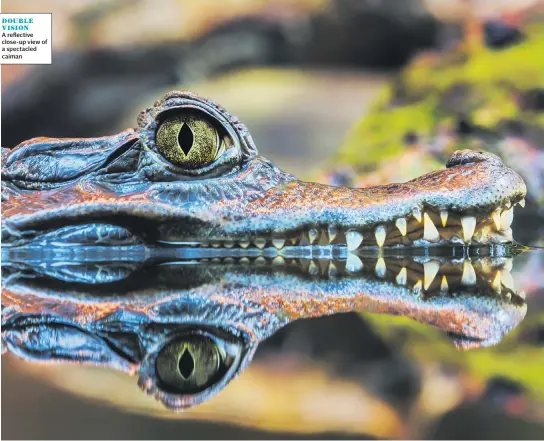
1, 253, 526, 410
1, 91, 528, 251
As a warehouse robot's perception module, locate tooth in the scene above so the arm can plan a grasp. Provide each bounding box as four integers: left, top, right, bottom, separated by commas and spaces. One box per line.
440, 275, 449, 292
201, 241, 209, 248
396, 267, 407, 285
346, 254, 363, 273
491, 271, 502, 293
413, 280, 423, 294
395, 218, 407, 236
290, 238, 298, 245
239, 240, 250, 248
211, 241, 221, 248
255, 256, 266, 264
413, 208, 422, 223
440, 210, 448, 227
461, 216, 476, 243
461, 260, 477, 285
500, 268, 515, 291
375, 225, 387, 247
224, 240, 234, 248
327, 226, 337, 243
308, 260, 319, 275
328, 262, 339, 277
423, 261, 440, 290
272, 256, 285, 265
423, 213, 440, 242
374, 258, 386, 278
308, 228, 319, 244
254, 238, 266, 249
346, 231, 363, 251
500, 208, 513, 230
240, 257, 250, 264
518, 199, 526, 208
272, 239, 285, 249
491, 209, 501, 230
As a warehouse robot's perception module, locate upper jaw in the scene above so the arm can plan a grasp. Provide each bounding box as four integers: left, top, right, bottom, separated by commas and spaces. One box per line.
2, 150, 527, 250
188, 150, 527, 250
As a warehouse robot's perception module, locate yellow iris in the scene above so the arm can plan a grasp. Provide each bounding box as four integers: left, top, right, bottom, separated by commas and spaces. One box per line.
156, 335, 223, 393
156, 113, 228, 168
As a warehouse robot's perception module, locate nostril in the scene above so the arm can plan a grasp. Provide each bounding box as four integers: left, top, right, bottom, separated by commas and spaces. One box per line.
446, 150, 503, 168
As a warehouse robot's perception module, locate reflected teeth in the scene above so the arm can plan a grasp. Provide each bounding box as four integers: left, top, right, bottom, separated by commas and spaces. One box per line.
272, 239, 285, 249
440, 210, 448, 227
491, 209, 501, 230
308, 228, 319, 244
413, 279, 423, 294
491, 271, 502, 293
423, 261, 440, 290
413, 208, 422, 223
500, 268, 515, 291
440, 275, 449, 292
254, 238, 266, 249
328, 262, 339, 277
224, 241, 234, 248
423, 213, 440, 242
328, 226, 337, 243
375, 225, 387, 247
395, 218, 407, 236
346, 254, 363, 273
239, 240, 250, 249
346, 231, 364, 251
375, 258, 386, 278
500, 208, 513, 230
308, 260, 319, 275
461, 216, 476, 243
461, 260, 477, 285
396, 267, 407, 285
272, 256, 285, 265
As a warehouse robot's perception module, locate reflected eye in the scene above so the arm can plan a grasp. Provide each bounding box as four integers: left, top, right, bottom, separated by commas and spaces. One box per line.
155, 112, 232, 169
155, 334, 226, 394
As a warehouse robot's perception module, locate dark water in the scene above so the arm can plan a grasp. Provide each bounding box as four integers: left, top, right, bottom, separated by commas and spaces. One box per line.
2, 239, 543, 439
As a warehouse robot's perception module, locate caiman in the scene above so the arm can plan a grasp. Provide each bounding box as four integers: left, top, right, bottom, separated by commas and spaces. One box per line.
1, 91, 528, 253
1, 253, 526, 410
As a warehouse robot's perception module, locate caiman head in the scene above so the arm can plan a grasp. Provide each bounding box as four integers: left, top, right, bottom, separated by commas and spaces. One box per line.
2, 254, 526, 410
2, 91, 527, 250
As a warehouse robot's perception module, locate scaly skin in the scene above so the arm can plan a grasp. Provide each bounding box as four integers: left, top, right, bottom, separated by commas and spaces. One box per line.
1, 91, 527, 250
1, 252, 525, 410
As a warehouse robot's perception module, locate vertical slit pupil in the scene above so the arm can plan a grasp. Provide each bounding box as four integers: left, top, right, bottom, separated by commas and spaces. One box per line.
178, 348, 195, 379
178, 123, 194, 155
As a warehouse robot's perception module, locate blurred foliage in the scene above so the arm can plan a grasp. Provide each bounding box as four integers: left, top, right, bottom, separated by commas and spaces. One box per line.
335, 22, 544, 167
363, 311, 544, 398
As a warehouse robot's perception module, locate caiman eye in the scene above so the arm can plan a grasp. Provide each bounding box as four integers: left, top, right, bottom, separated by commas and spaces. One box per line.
155, 334, 227, 394
155, 112, 232, 169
